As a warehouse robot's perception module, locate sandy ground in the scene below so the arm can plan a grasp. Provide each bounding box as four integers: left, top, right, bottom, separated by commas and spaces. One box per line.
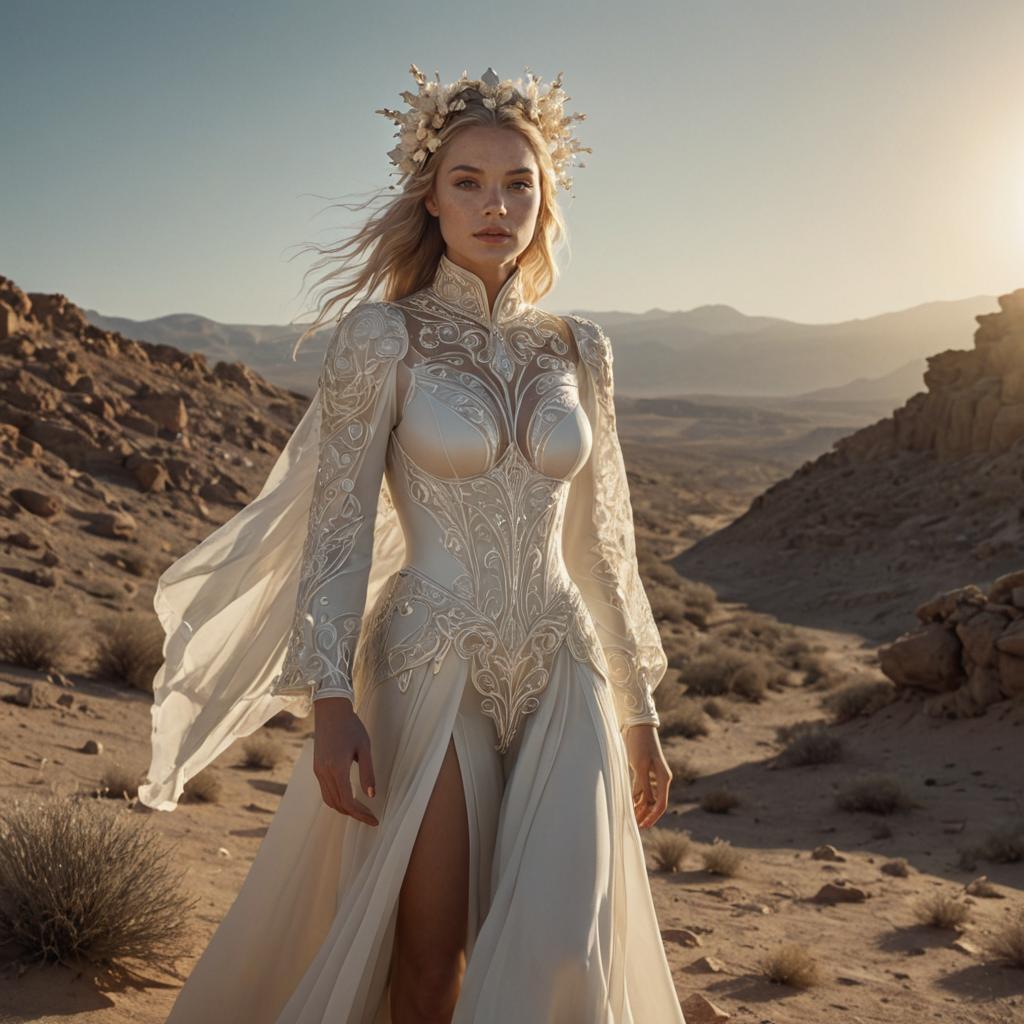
1, 608, 1022, 1024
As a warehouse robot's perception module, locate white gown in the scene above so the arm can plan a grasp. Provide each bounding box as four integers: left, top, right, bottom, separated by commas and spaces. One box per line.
139, 255, 685, 1023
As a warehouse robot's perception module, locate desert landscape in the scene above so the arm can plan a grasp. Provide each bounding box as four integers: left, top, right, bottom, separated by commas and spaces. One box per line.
0, 272, 1021, 1024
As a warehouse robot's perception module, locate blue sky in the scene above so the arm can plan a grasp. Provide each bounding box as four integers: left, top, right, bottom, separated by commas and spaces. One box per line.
3, 0, 1022, 328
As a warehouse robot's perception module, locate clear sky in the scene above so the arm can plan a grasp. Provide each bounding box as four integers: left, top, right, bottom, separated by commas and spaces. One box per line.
3, 0, 1022, 328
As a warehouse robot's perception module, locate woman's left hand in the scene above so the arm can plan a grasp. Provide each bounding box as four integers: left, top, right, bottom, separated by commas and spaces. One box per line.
623, 723, 671, 829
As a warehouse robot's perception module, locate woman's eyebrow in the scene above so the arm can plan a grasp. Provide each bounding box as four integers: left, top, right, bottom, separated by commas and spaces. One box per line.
448, 164, 535, 175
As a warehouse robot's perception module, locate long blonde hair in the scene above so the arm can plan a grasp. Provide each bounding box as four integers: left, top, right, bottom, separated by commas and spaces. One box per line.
288, 84, 570, 360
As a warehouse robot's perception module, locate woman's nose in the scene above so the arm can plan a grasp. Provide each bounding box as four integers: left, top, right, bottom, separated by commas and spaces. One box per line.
482, 189, 507, 214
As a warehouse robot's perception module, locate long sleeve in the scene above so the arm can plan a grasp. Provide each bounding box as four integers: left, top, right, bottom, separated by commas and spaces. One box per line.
270, 301, 409, 706
563, 314, 667, 732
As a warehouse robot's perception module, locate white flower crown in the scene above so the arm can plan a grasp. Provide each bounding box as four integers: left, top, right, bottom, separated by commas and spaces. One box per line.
375, 65, 591, 194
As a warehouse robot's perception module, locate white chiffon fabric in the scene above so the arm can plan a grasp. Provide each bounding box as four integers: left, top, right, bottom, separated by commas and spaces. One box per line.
141, 256, 685, 1022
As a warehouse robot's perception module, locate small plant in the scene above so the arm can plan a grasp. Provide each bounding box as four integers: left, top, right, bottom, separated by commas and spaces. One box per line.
701, 838, 743, 877
658, 701, 709, 740
0, 796, 195, 968
92, 612, 165, 692
701, 787, 740, 814
881, 858, 910, 877
776, 720, 843, 766
914, 891, 970, 930
182, 768, 223, 804
986, 908, 1024, 967
241, 733, 284, 770
0, 607, 78, 672
702, 697, 725, 720
975, 821, 1024, 864
99, 765, 142, 800
825, 680, 896, 723
645, 828, 691, 872
835, 774, 915, 815
761, 943, 821, 988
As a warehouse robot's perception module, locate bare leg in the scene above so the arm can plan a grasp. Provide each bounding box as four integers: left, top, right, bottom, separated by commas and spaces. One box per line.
390, 735, 470, 1023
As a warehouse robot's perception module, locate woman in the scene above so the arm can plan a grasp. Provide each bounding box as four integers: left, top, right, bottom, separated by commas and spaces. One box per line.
140, 65, 684, 1023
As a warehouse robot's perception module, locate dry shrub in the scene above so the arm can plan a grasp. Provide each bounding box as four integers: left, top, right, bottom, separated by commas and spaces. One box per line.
836, 774, 916, 815
702, 697, 725, 720
675, 579, 717, 627
99, 765, 142, 800
761, 943, 821, 988
825, 679, 896, 723
701, 838, 743, 877
182, 768, 223, 804
986, 909, 1024, 967
881, 858, 910, 877
682, 644, 770, 702
645, 828, 691, 872
242, 733, 284, 769
120, 548, 157, 578
976, 822, 1024, 864
914, 891, 970, 929
93, 611, 165, 692
659, 700, 709, 740
0, 607, 79, 672
701, 787, 740, 814
0, 796, 194, 968
775, 720, 843, 766
665, 750, 699, 787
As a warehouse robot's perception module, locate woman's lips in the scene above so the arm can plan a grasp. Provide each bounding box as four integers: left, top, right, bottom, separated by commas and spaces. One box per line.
475, 232, 512, 243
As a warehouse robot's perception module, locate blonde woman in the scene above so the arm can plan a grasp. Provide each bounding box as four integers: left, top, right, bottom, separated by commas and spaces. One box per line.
141, 65, 684, 1024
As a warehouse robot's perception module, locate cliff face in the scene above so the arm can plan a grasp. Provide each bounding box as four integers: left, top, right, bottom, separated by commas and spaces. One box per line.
0, 274, 309, 622
675, 287, 1024, 642
835, 288, 1024, 461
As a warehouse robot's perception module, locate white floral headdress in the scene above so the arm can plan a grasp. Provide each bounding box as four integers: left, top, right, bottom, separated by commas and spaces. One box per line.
375, 65, 592, 195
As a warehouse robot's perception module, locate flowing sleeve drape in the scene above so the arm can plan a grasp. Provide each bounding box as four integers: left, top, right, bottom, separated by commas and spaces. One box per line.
270, 302, 408, 705
138, 302, 408, 812
562, 314, 666, 733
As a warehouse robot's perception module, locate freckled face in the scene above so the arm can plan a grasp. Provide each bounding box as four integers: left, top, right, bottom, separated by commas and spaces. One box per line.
425, 125, 542, 270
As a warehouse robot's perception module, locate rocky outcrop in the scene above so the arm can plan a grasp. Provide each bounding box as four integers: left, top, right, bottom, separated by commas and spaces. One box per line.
0, 272, 309, 617
878, 570, 1024, 717
676, 286, 1024, 641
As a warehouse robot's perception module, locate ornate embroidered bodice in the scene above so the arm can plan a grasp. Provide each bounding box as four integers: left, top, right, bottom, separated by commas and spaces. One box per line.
271, 254, 666, 751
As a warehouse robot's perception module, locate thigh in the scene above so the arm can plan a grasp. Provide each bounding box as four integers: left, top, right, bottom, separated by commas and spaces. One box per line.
393, 734, 470, 966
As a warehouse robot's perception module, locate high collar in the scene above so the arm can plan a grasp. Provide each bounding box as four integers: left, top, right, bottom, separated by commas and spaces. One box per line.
428, 253, 528, 327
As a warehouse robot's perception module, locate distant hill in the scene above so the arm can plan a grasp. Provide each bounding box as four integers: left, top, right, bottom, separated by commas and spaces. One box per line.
83, 294, 998, 404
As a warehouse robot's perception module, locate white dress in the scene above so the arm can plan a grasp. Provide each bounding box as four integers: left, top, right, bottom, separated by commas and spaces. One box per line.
140, 255, 685, 1023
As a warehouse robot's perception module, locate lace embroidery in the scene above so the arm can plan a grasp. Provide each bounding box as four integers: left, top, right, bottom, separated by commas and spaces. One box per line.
563, 314, 666, 728
271, 302, 408, 703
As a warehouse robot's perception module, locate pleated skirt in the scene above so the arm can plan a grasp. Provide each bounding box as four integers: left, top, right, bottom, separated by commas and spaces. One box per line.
163, 642, 685, 1024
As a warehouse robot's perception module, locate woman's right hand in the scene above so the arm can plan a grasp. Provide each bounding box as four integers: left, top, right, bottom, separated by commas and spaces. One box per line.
312, 696, 379, 826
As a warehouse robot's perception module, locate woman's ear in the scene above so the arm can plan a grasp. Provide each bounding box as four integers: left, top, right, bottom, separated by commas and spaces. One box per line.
424, 191, 439, 218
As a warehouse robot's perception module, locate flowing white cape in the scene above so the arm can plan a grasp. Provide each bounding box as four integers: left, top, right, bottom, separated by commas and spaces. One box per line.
138, 387, 406, 812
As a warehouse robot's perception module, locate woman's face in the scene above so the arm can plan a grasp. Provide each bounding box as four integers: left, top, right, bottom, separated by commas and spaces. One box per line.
425, 125, 542, 275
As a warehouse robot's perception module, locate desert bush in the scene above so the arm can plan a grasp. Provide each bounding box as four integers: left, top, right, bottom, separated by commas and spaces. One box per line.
644, 828, 691, 872
976, 822, 1024, 864
701, 787, 740, 814
182, 768, 223, 804
881, 858, 910, 877
914, 891, 970, 929
0, 607, 78, 672
98, 765, 142, 800
0, 796, 194, 968
241, 733, 284, 769
701, 697, 725, 720
761, 943, 821, 988
265, 709, 302, 730
665, 750, 699, 787
658, 700, 709, 740
701, 838, 744, 877
836, 774, 916, 815
825, 679, 896, 723
986, 909, 1024, 968
676, 579, 717, 627
92, 611, 165, 692
775, 720, 843, 766
682, 644, 771, 702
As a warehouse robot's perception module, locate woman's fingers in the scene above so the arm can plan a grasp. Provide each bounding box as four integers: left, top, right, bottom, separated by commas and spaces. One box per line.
355, 740, 376, 800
